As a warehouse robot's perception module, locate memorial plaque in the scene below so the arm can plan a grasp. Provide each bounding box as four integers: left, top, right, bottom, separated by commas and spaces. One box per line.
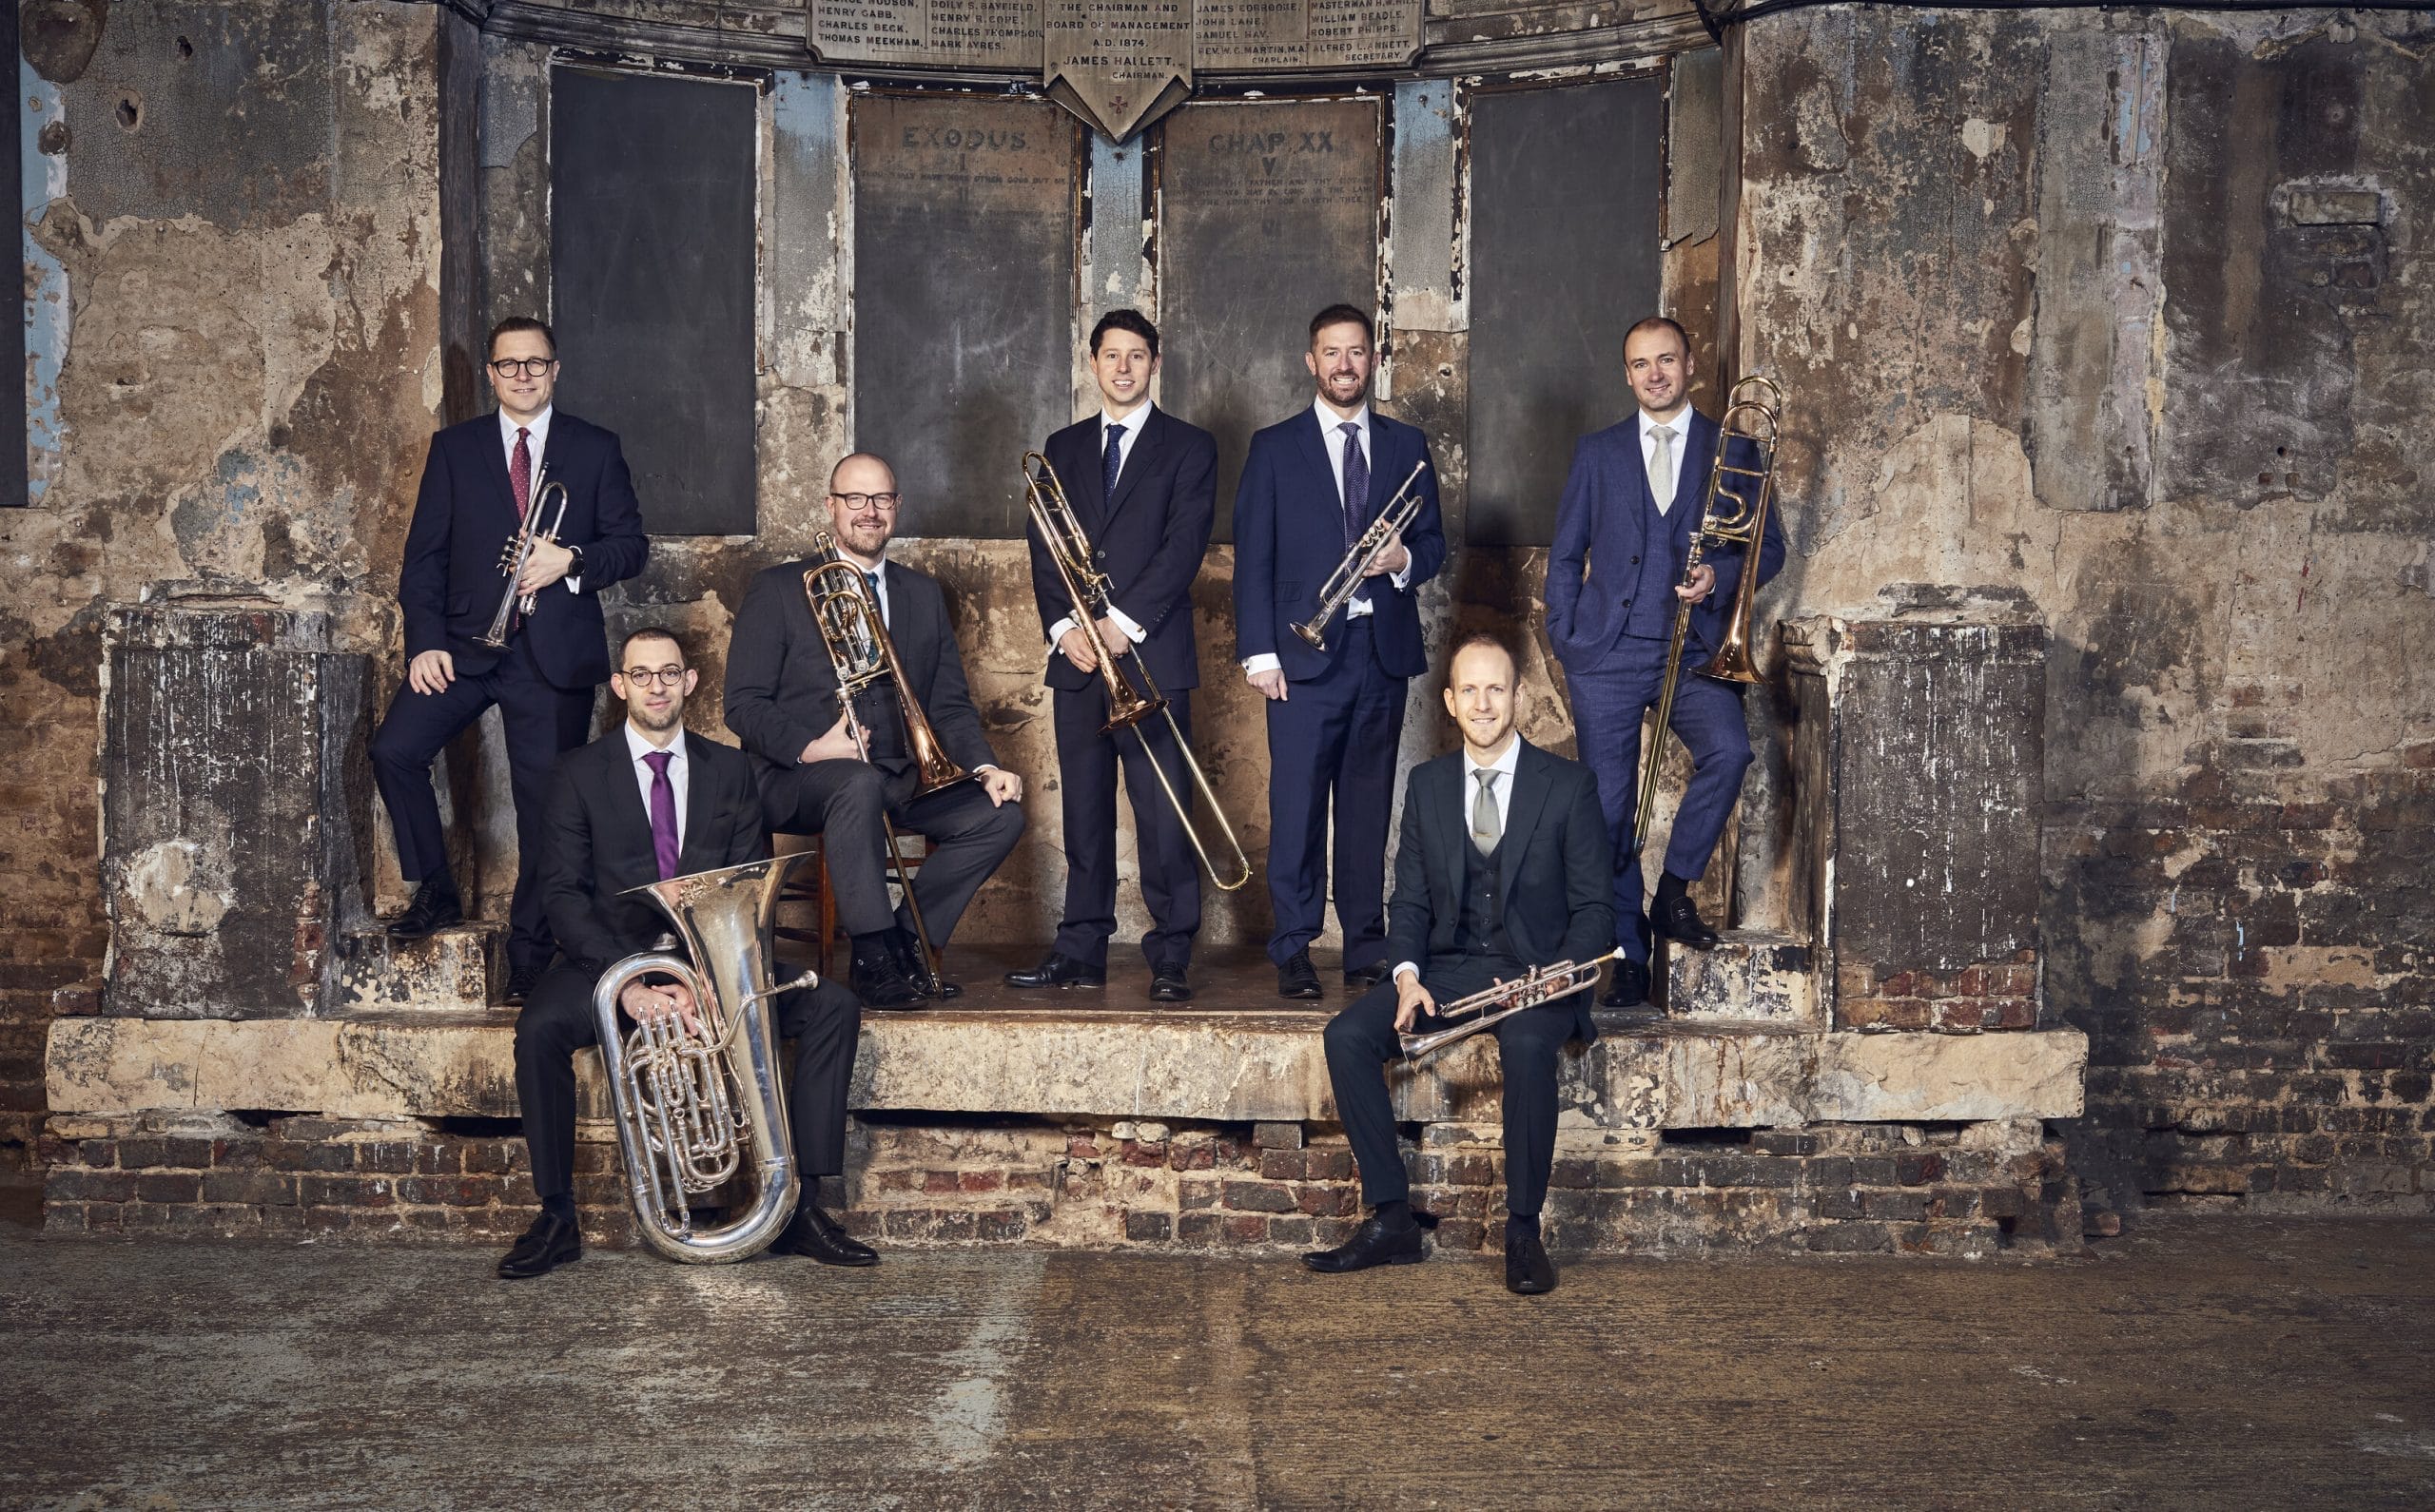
1158, 98, 1381, 542
1044, 0, 1195, 142
812, 0, 1042, 68
1196, 0, 1417, 68
851, 95, 1077, 540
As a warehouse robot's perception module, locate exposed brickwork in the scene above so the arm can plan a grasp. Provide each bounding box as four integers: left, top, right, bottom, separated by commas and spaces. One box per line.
1836, 952, 2042, 1034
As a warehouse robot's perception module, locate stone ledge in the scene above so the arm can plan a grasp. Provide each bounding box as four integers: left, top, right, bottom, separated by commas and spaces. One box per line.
49, 1008, 2086, 1129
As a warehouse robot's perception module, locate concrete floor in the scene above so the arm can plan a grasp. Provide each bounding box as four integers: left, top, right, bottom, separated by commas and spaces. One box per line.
2, 1206, 2430, 1511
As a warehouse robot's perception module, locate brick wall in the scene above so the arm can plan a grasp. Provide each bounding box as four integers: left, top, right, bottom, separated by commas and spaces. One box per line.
1836, 953, 2041, 1034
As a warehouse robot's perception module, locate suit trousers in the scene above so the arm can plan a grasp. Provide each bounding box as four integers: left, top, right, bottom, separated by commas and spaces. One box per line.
1050, 680, 1199, 971
1563, 638, 1753, 964
1263, 618, 1405, 969
761, 760, 1026, 947
367, 635, 594, 972
512, 963, 863, 1203
1322, 955, 1583, 1218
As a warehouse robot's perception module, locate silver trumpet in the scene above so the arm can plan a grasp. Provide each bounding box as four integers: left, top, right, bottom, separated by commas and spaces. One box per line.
1397, 948, 1625, 1060
1291, 458, 1429, 651
592, 855, 820, 1264
476, 480, 571, 649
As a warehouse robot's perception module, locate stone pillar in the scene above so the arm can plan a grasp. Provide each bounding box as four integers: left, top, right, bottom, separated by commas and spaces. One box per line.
1782, 586, 2046, 1031
101, 597, 375, 1018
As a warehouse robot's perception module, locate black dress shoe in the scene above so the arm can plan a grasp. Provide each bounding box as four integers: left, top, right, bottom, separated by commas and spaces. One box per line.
1303, 1212, 1427, 1273
1277, 950, 1323, 1001
849, 938, 926, 1009
1600, 959, 1652, 1009
889, 927, 961, 999
386, 881, 463, 940
1505, 1226, 1558, 1295
1003, 952, 1105, 989
774, 1203, 879, 1267
1148, 965, 1193, 1004
1343, 961, 1391, 991
502, 965, 540, 1007
1651, 875, 1721, 949
497, 1212, 581, 1280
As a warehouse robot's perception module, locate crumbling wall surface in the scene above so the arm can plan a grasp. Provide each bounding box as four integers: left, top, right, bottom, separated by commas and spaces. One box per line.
1734, 9, 2435, 1210
0, 2, 441, 1165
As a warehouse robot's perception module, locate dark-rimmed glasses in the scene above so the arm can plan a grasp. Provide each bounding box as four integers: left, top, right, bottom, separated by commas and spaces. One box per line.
621, 666, 687, 688
490, 357, 558, 378
830, 492, 901, 511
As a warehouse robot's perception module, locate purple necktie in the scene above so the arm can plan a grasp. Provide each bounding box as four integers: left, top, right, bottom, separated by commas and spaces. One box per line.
643, 750, 680, 881
1338, 421, 1368, 547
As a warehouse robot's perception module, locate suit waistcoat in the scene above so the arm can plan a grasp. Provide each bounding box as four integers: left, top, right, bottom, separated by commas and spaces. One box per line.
1621, 479, 1689, 642
1455, 830, 1519, 961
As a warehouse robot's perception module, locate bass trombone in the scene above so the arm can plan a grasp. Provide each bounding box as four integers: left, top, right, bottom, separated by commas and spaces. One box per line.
1291, 458, 1428, 651
477, 480, 570, 649
1021, 451, 1254, 893
1397, 949, 1625, 1059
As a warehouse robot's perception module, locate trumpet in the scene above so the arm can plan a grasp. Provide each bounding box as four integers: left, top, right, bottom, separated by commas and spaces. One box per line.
1021, 451, 1253, 893
1291, 458, 1429, 651
1397, 949, 1625, 1059
801, 533, 969, 992
477, 480, 570, 649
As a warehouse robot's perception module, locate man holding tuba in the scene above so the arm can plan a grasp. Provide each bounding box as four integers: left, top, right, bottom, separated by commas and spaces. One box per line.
501, 627, 872, 1280
725, 454, 1025, 1007
1305, 632, 1612, 1295
1544, 317, 1785, 1009
1008, 310, 1219, 1004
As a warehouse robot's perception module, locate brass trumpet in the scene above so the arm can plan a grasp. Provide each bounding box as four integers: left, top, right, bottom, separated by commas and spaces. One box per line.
477, 480, 570, 649
801, 533, 969, 992
1291, 458, 1429, 652
1021, 451, 1253, 893
1397, 949, 1625, 1059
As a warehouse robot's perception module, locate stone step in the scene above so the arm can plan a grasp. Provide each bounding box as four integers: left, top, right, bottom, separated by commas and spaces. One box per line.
1658, 929, 1818, 1024
336, 923, 504, 1011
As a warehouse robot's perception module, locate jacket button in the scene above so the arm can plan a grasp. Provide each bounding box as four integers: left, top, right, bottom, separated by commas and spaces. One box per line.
1629, 555, 1640, 564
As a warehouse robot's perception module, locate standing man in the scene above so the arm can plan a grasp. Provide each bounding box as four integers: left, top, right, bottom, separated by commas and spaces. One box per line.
725, 453, 1027, 1008
1234, 304, 1446, 1000
1304, 632, 1612, 1296
369, 316, 649, 1006
501, 627, 872, 1280
1544, 317, 1785, 1008
1008, 309, 1218, 1005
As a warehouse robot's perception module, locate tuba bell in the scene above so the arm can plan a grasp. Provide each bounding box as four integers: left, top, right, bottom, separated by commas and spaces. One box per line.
591, 855, 819, 1264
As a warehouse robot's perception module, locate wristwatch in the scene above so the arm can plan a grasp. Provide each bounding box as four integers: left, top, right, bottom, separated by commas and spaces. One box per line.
565, 544, 585, 578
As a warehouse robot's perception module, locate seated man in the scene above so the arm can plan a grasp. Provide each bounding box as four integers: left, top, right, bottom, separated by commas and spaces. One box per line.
1303, 631, 1615, 1296
725, 453, 1026, 1006
499, 626, 874, 1280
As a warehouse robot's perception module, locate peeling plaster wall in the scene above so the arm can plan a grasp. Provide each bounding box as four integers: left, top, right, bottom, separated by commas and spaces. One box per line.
0, 1, 442, 1164
1731, 8, 2435, 1209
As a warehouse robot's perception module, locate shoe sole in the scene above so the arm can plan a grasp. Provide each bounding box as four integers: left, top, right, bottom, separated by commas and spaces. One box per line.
1303, 1248, 1427, 1272
1278, 985, 1324, 1000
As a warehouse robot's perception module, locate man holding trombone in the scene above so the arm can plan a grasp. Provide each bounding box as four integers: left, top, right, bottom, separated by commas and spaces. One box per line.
1234, 304, 1445, 1001
1305, 632, 1613, 1295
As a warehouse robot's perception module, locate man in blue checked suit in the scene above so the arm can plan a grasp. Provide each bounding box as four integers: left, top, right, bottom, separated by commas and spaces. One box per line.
1544, 317, 1784, 1009
1234, 304, 1447, 1001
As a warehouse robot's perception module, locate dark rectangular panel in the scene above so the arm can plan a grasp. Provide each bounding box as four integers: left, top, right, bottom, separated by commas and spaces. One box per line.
551, 68, 758, 536
1467, 78, 1663, 548
1158, 98, 1381, 543
852, 95, 1076, 540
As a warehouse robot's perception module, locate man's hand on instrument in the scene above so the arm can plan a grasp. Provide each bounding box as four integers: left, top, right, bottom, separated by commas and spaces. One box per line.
1093, 615, 1133, 655
1675, 563, 1718, 605
1393, 967, 1435, 1034
1362, 532, 1410, 578
1057, 625, 1100, 674
621, 979, 701, 1037
518, 537, 575, 593
1247, 668, 1288, 701
798, 711, 865, 766
980, 767, 1023, 806
407, 649, 456, 695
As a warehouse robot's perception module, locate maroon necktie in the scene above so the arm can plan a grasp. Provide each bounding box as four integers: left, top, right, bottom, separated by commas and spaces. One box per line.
511, 427, 533, 520
644, 750, 680, 881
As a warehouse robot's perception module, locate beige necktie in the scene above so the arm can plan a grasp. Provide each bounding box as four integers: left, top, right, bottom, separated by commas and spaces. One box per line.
1471, 769, 1502, 855
1649, 425, 1675, 515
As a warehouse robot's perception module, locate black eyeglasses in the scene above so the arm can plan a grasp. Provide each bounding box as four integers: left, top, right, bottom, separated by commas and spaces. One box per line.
830, 492, 901, 511
621, 666, 686, 688
490, 358, 557, 378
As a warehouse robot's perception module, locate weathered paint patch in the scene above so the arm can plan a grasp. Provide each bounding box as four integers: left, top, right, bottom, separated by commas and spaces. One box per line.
24, 62, 68, 504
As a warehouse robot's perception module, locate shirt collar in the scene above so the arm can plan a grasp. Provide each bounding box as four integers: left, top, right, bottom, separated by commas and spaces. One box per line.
1466, 735, 1523, 783
624, 721, 684, 766
1315, 397, 1372, 434
500, 404, 555, 443
1101, 400, 1156, 433
1639, 409, 1685, 441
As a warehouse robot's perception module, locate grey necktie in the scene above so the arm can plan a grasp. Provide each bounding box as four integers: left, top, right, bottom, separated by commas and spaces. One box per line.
1649, 425, 1676, 514
1471, 769, 1502, 855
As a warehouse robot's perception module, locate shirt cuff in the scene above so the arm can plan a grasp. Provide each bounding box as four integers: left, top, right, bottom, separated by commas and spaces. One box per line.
1389, 561, 1412, 591
1241, 653, 1282, 677
1107, 605, 1147, 644
1392, 961, 1422, 987
1047, 615, 1077, 648
565, 576, 582, 594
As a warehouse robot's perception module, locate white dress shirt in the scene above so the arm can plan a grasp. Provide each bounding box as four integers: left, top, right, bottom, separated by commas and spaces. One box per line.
1640, 409, 1689, 515
1392, 735, 1523, 988
499, 404, 581, 593
1047, 402, 1154, 652
1238, 397, 1413, 678
624, 720, 689, 854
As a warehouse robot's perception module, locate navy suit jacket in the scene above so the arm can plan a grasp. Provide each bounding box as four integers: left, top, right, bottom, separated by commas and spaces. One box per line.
1544, 408, 1785, 671
398, 410, 649, 690
1233, 407, 1445, 683
1028, 405, 1218, 693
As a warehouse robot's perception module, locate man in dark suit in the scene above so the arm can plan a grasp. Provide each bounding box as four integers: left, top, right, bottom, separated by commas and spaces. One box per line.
368, 316, 650, 1005
498, 627, 873, 1280
1008, 309, 1218, 1004
1544, 317, 1785, 1009
725, 453, 1026, 1008
1234, 304, 1447, 1001
1305, 632, 1614, 1296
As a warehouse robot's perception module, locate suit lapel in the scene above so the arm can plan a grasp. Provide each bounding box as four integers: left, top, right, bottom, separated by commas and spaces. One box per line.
1295, 409, 1337, 505
476, 416, 522, 533
1363, 417, 1399, 523
674, 731, 717, 875
1103, 408, 1164, 528
1070, 419, 1111, 529
1430, 757, 1465, 904
1497, 743, 1553, 902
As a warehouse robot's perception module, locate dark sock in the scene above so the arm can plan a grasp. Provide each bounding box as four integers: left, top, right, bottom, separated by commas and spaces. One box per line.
850, 930, 896, 965
542, 1193, 576, 1223
1506, 1212, 1540, 1239
1659, 872, 1692, 899
1375, 1199, 1415, 1232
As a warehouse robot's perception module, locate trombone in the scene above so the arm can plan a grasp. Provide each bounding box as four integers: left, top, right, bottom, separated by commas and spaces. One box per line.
1397, 949, 1624, 1059
476, 480, 570, 649
801, 532, 972, 993
1021, 452, 1254, 893
1291, 458, 1428, 651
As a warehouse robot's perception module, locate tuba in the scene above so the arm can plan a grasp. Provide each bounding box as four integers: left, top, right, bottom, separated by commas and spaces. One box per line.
591, 855, 819, 1264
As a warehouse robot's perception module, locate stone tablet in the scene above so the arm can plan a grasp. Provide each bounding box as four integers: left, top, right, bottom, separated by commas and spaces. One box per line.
812, 0, 1043, 68
1045, 0, 1197, 142
1156, 98, 1382, 542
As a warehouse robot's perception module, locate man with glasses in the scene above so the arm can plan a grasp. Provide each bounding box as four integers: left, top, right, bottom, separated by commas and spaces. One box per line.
725, 454, 1025, 1007
369, 316, 648, 1006
501, 626, 874, 1279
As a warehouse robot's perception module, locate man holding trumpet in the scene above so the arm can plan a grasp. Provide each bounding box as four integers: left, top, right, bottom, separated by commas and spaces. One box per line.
1234, 304, 1446, 1002
1306, 632, 1613, 1296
